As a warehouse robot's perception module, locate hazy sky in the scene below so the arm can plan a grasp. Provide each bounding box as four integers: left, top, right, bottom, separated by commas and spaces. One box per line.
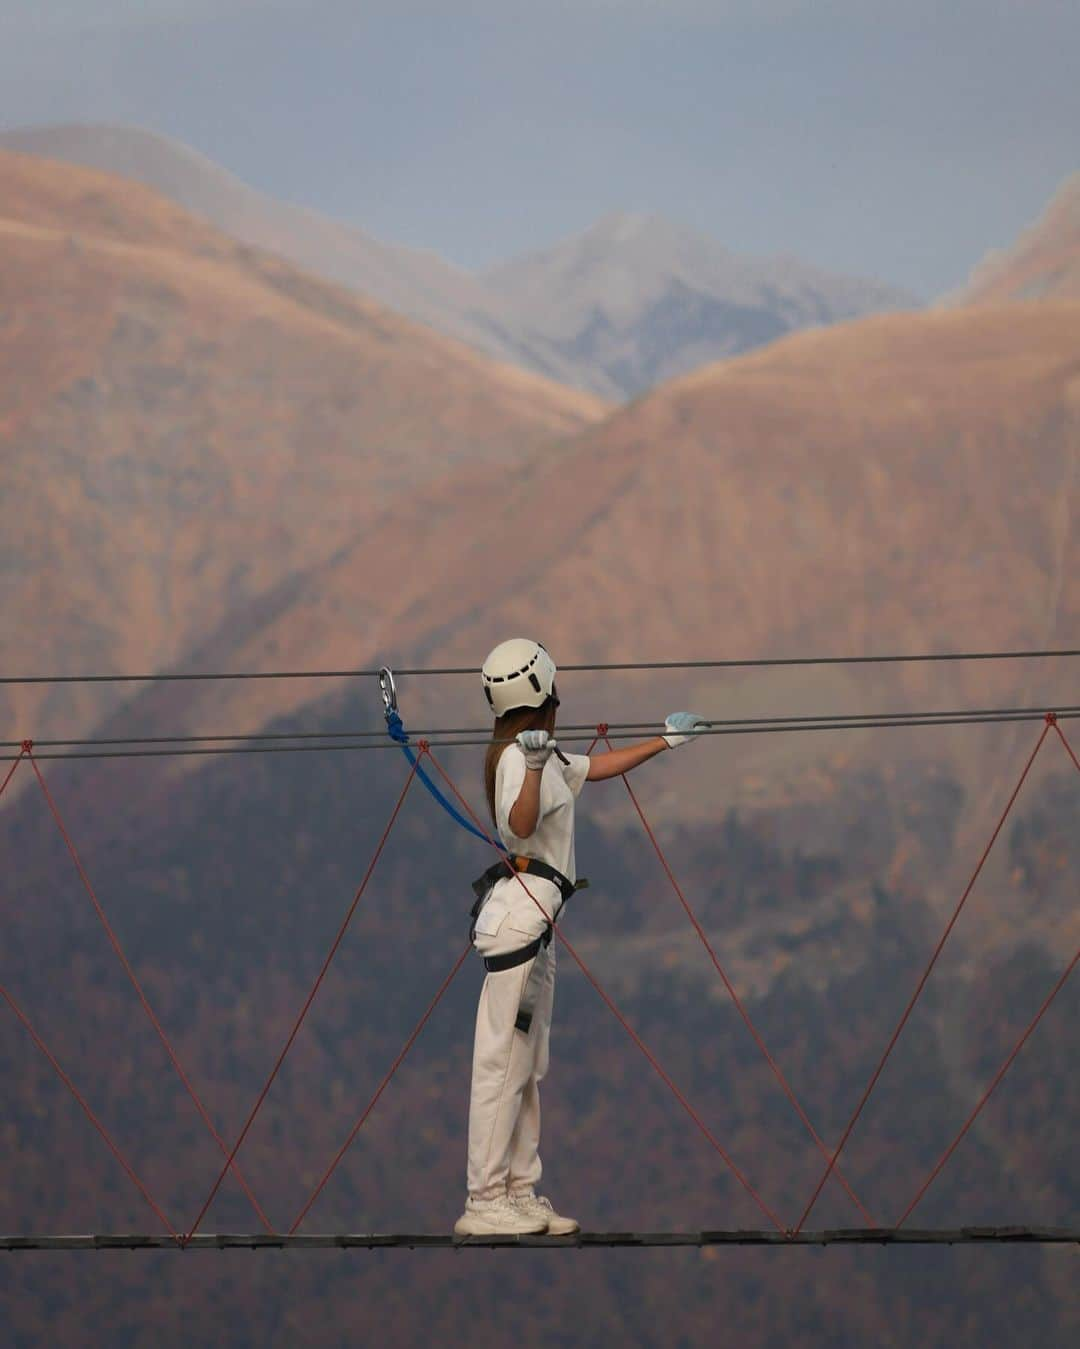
3, 1, 1078, 296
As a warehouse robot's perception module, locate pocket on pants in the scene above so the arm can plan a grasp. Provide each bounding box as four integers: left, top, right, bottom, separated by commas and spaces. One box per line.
502, 908, 550, 945
473, 887, 511, 939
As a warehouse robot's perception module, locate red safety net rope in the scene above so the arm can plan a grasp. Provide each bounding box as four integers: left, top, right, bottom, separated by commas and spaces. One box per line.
792, 717, 1054, 1235
290, 937, 474, 1233
22, 747, 274, 1233
1055, 717, 1080, 773
0, 977, 179, 1242
0, 742, 26, 800
1, 748, 173, 1232
892, 716, 1080, 1228
895, 946, 1078, 1228
598, 728, 875, 1226
184, 754, 422, 1242
424, 749, 788, 1235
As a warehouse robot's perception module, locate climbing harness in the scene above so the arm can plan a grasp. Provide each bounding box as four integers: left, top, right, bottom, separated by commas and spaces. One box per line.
469, 855, 589, 1032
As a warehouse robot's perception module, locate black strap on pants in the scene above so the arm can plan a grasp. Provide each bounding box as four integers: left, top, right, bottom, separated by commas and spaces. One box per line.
481, 929, 552, 974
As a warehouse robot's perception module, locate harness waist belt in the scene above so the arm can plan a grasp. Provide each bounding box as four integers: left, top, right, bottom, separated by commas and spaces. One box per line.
470, 855, 587, 909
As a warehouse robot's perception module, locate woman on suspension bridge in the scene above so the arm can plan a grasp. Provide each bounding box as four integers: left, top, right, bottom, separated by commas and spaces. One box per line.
455, 638, 707, 1237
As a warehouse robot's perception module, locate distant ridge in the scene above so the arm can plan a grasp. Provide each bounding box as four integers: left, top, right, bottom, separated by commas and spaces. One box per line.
947, 171, 1080, 305
0, 122, 583, 388
0, 124, 916, 398
484, 212, 919, 396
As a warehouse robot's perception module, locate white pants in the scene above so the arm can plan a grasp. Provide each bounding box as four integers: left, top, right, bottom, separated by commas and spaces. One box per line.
466, 904, 557, 1202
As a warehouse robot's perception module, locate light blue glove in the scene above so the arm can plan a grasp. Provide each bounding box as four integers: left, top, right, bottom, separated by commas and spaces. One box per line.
662, 712, 709, 748
518, 729, 557, 770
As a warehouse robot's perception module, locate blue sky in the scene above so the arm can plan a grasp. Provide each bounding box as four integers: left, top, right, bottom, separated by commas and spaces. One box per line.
3, 1, 1078, 296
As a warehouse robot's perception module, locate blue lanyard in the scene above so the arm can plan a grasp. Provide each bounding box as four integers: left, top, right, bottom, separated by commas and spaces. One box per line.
381, 673, 506, 851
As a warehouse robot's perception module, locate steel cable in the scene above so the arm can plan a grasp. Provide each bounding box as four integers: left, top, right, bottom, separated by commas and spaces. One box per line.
2, 646, 1077, 686
5, 707, 1079, 762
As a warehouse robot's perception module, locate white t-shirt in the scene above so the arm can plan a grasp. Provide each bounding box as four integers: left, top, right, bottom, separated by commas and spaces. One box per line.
496, 744, 590, 881
473, 744, 590, 941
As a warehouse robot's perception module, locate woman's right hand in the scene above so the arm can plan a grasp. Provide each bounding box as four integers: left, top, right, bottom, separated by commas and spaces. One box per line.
517, 729, 556, 770
662, 712, 709, 748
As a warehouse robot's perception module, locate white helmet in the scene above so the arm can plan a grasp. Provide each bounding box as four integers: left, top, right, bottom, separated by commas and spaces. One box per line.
481, 638, 557, 717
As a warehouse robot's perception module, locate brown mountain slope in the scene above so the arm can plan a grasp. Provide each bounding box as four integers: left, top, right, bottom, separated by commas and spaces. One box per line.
0, 149, 606, 740
97, 302, 1080, 858
951, 171, 1080, 304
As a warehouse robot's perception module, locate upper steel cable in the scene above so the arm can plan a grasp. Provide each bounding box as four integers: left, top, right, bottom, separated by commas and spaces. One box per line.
1, 646, 1078, 685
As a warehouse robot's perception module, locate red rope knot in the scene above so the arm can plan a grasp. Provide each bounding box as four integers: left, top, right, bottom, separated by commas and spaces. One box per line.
596, 722, 609, 737
1045, 712, 1058, 726
417, 738, 431, 754
20, 739, 33, 754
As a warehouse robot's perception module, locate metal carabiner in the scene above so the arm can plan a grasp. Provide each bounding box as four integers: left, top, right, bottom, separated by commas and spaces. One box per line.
378, 666, 398, 715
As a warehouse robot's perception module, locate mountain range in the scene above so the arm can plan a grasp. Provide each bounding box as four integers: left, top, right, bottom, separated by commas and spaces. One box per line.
0, 124, 918, 398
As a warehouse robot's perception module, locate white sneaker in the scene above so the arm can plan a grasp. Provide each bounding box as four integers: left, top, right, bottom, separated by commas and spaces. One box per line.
509, 1190, 579, 1236
454, 1193, 548, 1237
